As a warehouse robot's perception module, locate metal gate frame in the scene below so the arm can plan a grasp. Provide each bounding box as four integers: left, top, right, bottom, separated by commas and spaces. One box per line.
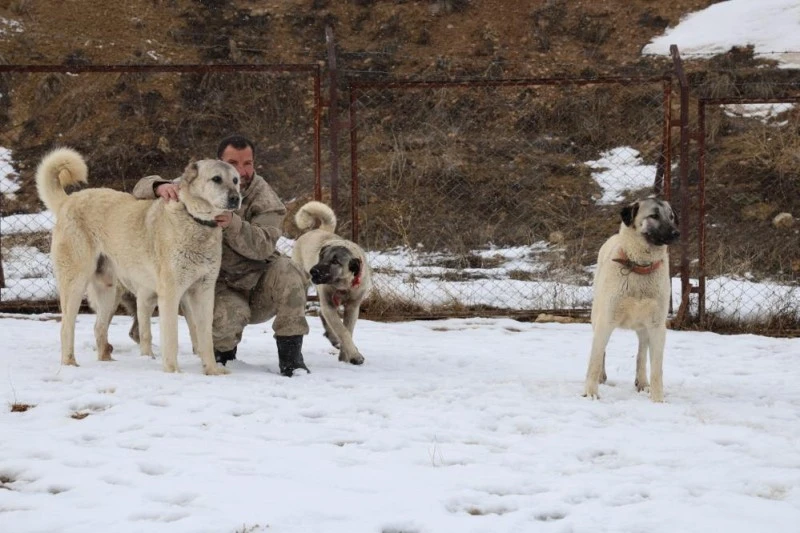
695, 95, 800, 324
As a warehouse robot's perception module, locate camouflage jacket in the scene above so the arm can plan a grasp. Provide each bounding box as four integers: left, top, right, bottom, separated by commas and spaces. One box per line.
132, 172, 286, 291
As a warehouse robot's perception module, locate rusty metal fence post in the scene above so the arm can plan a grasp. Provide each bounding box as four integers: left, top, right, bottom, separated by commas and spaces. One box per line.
669, 45, 695, 327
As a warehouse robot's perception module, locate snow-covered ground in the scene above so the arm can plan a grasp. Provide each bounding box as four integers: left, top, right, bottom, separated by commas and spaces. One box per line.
1, 313, 799, 533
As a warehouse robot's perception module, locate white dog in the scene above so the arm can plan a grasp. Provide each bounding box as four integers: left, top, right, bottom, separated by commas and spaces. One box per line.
584, 197, 680, 402
36, 147, 241, 375
292, 201, 372, 365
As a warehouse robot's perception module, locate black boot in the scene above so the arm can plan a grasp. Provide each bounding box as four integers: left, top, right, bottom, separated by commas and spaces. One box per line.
276, 335, 310, 377
214, 346, 237, 366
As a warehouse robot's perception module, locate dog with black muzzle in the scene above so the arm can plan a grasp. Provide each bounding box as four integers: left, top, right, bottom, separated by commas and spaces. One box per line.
292, 201, 372, 365
584, 197, 680, 402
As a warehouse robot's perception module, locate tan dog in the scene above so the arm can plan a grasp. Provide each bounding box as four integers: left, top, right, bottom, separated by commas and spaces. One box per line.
584, 197, 680, 402
36, 147, 241, 375
292, 201, 371, 365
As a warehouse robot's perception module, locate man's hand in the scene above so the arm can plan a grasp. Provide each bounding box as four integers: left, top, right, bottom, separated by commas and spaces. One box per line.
215, 211, 233, 228
155, 183, 180, 202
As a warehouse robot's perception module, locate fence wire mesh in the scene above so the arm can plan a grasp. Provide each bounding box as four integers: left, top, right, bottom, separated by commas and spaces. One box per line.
695, 91, 800, 332
0, 66, 319, 309
347, 77, 672, 318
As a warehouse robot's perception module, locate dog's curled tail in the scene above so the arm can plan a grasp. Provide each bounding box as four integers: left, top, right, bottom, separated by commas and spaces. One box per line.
295, 200, 336, 233
35, 147, 88, 214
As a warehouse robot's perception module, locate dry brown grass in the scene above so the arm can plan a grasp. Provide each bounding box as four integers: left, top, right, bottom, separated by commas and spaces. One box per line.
10, 402, 34, 412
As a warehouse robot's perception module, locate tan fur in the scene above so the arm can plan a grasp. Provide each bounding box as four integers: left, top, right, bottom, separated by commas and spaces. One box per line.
36, 147, 241, 375
584, 198, 679, 403
292, 201, 372, 365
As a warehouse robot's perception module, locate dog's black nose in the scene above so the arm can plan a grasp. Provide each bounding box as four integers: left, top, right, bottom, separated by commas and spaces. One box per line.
227, 196, 241, 209
671, 229, 680, 238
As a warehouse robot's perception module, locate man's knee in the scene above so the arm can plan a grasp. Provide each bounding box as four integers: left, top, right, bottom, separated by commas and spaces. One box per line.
213, 287, 251, 346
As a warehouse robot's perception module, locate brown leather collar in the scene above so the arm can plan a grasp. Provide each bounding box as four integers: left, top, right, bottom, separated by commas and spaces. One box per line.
612, 250, 663, 275
332, 275, 362, 307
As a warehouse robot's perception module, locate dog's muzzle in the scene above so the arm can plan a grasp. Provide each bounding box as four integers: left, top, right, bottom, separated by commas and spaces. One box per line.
227, 195, 241, 210
649, 227, 680, 246
310, 265, 332, 285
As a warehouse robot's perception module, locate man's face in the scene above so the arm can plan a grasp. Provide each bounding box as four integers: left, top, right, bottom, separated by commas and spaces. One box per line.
220, 145, 255, 189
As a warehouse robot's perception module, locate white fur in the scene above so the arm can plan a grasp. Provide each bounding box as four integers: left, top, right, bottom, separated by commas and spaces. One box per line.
36, 148, 240, 375
292, 201, 372, 365
584, 199, 677, 402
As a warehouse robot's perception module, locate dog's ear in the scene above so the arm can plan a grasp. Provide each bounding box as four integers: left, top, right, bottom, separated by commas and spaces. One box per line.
181, 160, 200, 183
348, 257, 362, 276
620, 202, 639, 226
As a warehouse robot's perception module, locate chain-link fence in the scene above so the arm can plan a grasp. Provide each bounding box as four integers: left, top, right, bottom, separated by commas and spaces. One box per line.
0, 64, 321, 310
346, 76, 674, 318
3, 58, 798, 333
694, 94, 800, 332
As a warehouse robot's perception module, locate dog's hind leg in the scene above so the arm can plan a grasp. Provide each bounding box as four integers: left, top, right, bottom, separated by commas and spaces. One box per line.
87, 277, 118, 362
119, 290, 140, 344
56, 269, 91, 367
135, 292, 157, 358
584, 325, 613, 399
647, 326, 666, 403
634, 329, 649, 392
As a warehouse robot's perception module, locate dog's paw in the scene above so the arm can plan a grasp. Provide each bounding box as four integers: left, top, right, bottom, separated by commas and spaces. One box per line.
162, 362, 180, 373
649, 386, 664, 403
635, 378, 649, 392
204, 365, 230, 376
324, 331, 341, 349
583, 382, 600, 399
338, 350, 364, 365
98, 344, 115, 362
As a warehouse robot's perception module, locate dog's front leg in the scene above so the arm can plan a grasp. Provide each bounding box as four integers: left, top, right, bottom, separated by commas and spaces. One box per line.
156, 284, 181, 373
320, 313, 341, 349
320, 299, 363, 365
179, 297, 199, 355
343, 301, 360, 336
635, 329, 650, 392
339, 302, 364, 365
183, 282, 228, 376
648, 326, 666, 402
340, 302, 365, 365
584, 324, 613, 399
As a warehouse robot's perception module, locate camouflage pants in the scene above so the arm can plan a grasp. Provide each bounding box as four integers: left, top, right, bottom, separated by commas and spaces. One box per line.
213, 256, 309, 352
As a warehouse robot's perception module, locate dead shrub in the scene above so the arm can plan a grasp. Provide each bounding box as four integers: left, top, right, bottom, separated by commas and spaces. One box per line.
10, 403, 34, 412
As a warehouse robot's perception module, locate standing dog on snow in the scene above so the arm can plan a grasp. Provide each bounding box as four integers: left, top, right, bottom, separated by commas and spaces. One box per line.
292, 201, 371, 365
584, 197, 680, 402
36, 147, 241, 375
